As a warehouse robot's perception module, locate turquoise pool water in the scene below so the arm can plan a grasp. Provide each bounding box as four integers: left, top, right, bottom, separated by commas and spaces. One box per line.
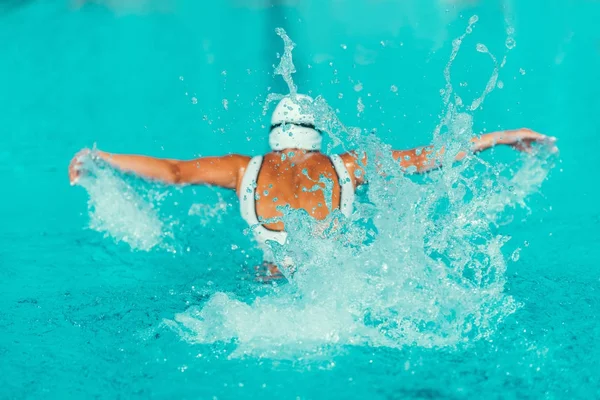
1, 1, 599, 398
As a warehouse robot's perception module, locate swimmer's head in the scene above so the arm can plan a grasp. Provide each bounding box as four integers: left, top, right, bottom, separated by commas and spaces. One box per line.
269, 94, 322, 151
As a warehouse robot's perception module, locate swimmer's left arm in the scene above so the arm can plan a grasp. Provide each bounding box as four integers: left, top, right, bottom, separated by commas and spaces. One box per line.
341, 129, 555, 184
392, 129, 556, 173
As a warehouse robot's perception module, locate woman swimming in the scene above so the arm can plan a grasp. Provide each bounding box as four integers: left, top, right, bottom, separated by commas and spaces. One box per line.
69, 94, 556, 277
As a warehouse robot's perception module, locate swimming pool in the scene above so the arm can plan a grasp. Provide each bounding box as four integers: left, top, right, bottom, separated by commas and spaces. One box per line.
1, 0, 599, 398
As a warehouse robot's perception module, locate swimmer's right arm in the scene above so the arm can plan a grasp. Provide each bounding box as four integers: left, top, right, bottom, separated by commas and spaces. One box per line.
69, 149, 250, 189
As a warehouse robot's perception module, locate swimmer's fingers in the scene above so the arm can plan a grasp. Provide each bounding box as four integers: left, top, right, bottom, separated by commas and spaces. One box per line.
511, 136, 559, 154
522, 132, 558, 152
533, 135, 559, 154
68, 158, 81, 185
68, 149, 91, 185
505, 129, 558, 153
514, 129, 557, 144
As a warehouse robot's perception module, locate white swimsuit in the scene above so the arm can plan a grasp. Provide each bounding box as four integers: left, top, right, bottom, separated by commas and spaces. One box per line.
239, 154, 354, 261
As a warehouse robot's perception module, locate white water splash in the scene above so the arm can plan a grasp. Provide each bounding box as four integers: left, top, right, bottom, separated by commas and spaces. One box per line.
188, 191, 232, 226
77, 153, 174, 251
164, 23, 556, 358
274, 27, 297, 95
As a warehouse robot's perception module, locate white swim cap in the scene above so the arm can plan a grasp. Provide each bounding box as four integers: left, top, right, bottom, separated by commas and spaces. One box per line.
268, 94, 322, 151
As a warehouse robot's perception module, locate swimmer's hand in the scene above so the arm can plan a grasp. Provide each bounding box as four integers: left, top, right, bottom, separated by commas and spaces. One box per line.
69, 149, 90, 185
69, 148, 107, 185
361, 128, 558, 178
476, 129, 558, 154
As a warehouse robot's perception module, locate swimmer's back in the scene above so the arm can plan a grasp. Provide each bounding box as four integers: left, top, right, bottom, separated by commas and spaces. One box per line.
250, 151, 342, 231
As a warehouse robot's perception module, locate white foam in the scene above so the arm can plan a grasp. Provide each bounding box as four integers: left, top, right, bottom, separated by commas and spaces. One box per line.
161, 25, 555, 358
78, 154, 173, 251
188, 191, 232, 226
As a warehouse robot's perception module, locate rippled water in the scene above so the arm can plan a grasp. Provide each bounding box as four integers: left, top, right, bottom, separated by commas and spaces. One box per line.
1, 1, 599, 399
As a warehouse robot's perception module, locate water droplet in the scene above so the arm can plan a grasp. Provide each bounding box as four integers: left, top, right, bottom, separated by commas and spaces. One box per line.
340, 44, 347, 50
497, 81, 504, 89
191, 97, 198, 105
179, 76, 184, 81
338, 93, 344, 99
519, 68, 526, 75
390, 85, 398, 93
222, 99, 229, 110
469, 15, 479, 25
505, 37, 516, 50
354, 82, 363, 92
357, 97, 365, 115
476, 43, 488, 53
511, 248, 521, 262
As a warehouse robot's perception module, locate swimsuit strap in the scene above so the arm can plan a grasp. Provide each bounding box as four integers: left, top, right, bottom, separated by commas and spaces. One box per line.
239, 156, 288, 247
330, 154, 355, 217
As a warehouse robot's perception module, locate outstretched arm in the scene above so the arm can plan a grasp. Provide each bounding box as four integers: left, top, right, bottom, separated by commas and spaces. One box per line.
69, 149, 250, 190
342, 129, 556, 185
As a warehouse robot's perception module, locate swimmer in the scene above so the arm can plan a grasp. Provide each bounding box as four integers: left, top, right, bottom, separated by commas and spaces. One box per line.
69, 94, 556, 279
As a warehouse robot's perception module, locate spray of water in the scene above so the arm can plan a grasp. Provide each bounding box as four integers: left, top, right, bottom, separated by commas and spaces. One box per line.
262, 28, 298, 115
72, 22, 554, 357
274, 27, 297, 95
163, 24, 556, 358
77, 153, 175, 252
188, 190, 232, 226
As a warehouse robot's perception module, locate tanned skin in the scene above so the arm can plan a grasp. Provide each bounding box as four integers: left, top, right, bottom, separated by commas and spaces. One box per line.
69, 128, 555, 278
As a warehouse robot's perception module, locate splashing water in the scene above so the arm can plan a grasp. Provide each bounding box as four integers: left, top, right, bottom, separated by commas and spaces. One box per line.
188, 191, 232, 226
71, 24, 556, 358
163, 22, 556, 357
274, 27, 297, 94
77, 152, 175, 252
262, 28, 299, 115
